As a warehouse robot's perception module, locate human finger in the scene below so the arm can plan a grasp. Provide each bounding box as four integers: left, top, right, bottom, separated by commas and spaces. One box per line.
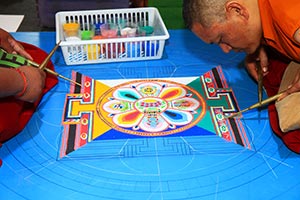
8, 38, 33, 60
278, 70, 300, 101
245, 58, 259, 81
258, 47, 269, 74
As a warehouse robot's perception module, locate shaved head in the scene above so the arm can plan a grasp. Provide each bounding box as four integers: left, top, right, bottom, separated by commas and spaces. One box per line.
183, 0, 228, 28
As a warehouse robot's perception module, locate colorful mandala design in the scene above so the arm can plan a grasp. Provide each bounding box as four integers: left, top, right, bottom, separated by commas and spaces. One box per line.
60, 67, 252, 158
97, 80, 206, 136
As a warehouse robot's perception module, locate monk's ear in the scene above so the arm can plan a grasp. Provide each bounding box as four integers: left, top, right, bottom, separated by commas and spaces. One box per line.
225, 1, 249, 20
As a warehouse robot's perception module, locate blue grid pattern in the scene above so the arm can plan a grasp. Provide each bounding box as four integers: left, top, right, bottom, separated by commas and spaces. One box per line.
0, 30, 299, 200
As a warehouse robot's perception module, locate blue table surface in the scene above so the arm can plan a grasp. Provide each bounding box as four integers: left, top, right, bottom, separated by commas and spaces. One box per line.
0, 30, 299, 200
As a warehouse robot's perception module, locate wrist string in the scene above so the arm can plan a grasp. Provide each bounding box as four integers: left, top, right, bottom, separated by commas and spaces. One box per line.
14, 68, 28, 97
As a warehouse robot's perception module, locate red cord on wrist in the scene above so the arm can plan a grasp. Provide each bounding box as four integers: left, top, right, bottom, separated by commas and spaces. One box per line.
14, 68, 28, 97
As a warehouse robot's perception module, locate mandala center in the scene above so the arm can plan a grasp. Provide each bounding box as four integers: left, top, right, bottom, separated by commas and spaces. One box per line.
134, 97, 167, 114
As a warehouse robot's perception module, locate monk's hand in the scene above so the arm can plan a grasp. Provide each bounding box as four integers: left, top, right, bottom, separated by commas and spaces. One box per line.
245, 46, 269, 81
278, 69, 300, 101
0, 28, 33, 60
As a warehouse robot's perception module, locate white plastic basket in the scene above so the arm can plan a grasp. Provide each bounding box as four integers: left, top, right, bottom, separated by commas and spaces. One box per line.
55, 7, 170, 65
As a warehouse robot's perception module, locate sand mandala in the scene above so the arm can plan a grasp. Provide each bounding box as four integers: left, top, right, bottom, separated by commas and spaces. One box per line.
60, 66, 251, 158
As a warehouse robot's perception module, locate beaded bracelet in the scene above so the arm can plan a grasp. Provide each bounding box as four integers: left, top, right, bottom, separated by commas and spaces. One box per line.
14, 68, 28, 97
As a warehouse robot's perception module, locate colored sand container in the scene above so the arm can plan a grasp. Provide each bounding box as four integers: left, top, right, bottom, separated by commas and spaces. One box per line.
63, 23, 80, 38
143, 41, 159, 56
100, 23, 118, 38
140, 26, 154, 36
94, 23, 104, 35
81, 30, 94, 40
120, 27, 137, 37
86, 44, 100, 60
126, 42, 141, 58
92, 35, 104, 40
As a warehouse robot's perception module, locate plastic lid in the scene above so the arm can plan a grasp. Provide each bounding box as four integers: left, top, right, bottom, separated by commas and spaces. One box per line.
63, 23, 80, 31
81, 30, 93, 40
94, 22, 104, 29
141, 26, 154, 35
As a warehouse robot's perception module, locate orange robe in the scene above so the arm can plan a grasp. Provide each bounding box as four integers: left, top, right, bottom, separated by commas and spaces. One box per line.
259, 0, 300, 61
259, 0, 300, 153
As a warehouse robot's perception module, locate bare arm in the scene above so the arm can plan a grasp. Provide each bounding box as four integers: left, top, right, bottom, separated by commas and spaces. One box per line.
0, 66, 46, 102
0, 67, 25, 97
0, 28, 46, 102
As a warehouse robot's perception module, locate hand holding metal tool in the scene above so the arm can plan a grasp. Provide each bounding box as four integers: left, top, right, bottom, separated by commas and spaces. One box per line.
0, 42, 81, 87
28, 62, 81, 87
227, 92, 284, 118
30, 41, 82, 87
